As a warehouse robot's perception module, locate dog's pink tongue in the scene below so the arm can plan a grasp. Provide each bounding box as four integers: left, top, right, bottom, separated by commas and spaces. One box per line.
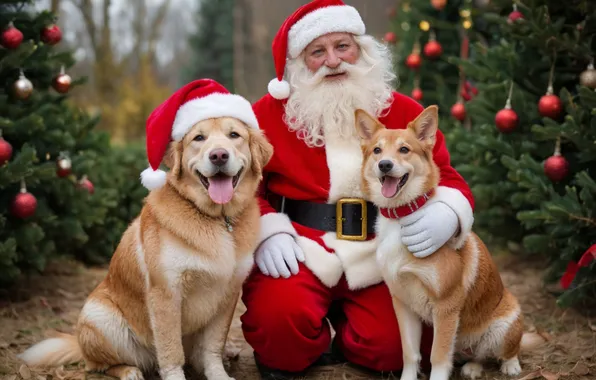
208, 176, 234, 204
381, 177, 400, 198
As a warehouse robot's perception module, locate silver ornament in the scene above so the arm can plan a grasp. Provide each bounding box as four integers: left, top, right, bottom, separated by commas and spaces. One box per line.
14, 70, 33, 100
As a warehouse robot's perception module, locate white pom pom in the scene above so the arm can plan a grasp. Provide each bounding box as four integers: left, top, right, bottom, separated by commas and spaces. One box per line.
140, 167, 167, 190
268, 78, 290, 100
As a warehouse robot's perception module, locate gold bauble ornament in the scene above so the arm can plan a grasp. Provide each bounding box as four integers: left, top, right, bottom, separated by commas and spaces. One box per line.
14, 70, 33, 100
580, 63, 596, 89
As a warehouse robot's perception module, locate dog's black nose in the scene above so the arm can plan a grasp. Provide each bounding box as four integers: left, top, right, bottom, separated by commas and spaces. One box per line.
209, 148, 229, 166
378, 160, 394, 173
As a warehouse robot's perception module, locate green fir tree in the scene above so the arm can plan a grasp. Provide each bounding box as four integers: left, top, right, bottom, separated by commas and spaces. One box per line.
182, 0, 234, 89
0, 0, 146, 284
445, 0, 596, 307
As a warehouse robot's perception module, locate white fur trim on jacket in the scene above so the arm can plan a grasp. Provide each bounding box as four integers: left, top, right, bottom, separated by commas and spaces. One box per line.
258, 212, 298, 246
296, 236, 344, 288
426, 186, 474, 250
322, 233, 383, 290
287, 5, 365, 58
171, 93, 259, 141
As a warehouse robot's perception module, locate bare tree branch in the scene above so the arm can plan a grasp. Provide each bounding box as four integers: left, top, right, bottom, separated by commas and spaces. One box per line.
72, 0, 97, 54
51, 0, 61, 14
147, 0, 172, 56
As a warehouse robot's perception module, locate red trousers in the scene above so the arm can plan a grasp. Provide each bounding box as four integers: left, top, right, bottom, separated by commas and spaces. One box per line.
241, 262, 434, 373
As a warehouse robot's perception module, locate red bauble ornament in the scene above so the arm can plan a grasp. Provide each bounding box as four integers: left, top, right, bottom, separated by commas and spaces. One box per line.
508, 5, 524, 23
495, 108, 519, 133
40, 24, 62, 45
384, 32, 397, 44
11, 190, 37, 219
0, 137, 12, 165
451, 102, 466, 121
79, 176, 95, 194
423, 40, 442, 60
405, 53, 422, 70
411, 88, 423, 101
538, 94, 563, 119
544, 154, 569, 182
431, 0, 447, 10
461, 88, 472, 101
56, 155, 72, 177
1, 22, 23, 49
52, 67, 72, 94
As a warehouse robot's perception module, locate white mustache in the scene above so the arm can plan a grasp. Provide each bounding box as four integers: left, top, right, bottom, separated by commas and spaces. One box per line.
303, 61, 377, 86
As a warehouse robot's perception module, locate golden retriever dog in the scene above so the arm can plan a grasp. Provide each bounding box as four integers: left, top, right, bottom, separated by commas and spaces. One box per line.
355, 106, 545, 380
18, 116, 273, 380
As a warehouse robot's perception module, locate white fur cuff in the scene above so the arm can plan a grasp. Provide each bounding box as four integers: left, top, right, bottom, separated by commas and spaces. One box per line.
171, 93, 259, 141
259, 212, 298, 245
428, 186, 474, 249
287, 5, 365, 58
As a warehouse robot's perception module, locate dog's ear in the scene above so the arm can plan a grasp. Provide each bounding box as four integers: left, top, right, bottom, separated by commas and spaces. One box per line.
163, 141, 183, 178
411, 105, 439, 150
355, 109, 384, 141
249, 128, 274, 177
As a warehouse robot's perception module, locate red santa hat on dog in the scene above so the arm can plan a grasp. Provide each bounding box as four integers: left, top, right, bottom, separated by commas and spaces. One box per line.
140, 79, 259, 190
267, 0, 366, 100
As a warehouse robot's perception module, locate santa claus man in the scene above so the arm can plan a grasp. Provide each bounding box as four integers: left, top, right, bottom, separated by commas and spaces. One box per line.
241, 0, 475, 378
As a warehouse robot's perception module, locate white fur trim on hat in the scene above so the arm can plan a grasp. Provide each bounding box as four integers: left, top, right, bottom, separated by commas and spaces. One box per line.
140, 166, 167, 190
268, 78, 291, 100
287, 5, 365, 58
171, 93, 259, 141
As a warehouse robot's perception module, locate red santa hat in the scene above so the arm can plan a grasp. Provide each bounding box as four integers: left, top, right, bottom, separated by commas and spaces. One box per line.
140, 78, 259, 190
267, 0, 366, 100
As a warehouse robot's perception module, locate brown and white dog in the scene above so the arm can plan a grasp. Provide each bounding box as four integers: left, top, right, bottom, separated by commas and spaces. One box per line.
18, 116, 273, 380
355, 106, 544, 380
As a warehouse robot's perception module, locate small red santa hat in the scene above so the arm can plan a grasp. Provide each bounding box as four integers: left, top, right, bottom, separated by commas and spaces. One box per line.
267, 0, 365, 100
140, 78, 259, 190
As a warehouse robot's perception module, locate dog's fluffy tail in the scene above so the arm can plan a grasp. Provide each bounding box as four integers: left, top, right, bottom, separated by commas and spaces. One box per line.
520, 331, 549, 352
18, 332, 83, 368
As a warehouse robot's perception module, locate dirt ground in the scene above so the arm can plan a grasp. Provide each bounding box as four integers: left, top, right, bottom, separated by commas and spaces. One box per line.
0, 255, 594, 380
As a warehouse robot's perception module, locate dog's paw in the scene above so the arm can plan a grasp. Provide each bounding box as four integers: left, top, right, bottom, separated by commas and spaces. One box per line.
500, 357, 521, 376
224, 340, 242, 360
400, 362, 419, 380
461, 362, 483, 379
159, 365, 186, 380
121, 367, 144, 380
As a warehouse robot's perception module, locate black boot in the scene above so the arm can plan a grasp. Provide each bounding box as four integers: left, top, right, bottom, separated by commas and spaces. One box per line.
253, 353, 307, 380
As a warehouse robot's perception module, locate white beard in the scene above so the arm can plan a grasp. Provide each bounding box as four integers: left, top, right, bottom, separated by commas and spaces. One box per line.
283, 35, 396, 147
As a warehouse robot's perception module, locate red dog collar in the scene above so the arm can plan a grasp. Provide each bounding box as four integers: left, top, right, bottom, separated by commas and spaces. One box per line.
379, 189, 435, 219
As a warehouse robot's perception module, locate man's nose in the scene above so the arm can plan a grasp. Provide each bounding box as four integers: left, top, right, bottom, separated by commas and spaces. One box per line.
325, 51, 341, 69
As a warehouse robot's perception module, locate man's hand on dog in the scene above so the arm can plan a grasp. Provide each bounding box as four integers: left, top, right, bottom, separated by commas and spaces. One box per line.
400, 202, 459, 258
255, 233, 305, 278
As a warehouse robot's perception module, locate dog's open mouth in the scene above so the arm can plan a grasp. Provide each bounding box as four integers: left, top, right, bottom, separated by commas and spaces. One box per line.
197, 168, 243, 205
380, 173, 409, 198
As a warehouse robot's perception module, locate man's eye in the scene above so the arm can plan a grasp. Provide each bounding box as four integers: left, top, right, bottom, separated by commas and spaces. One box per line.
399, 147, 410, 154
373, 147, 382, 154
194, 135, 205, 142
230, 132, 240, 139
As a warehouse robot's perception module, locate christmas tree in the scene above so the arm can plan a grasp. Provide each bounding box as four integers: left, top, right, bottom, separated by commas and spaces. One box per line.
444, 0, 596, 307
0, 1, 144, 284
387, 0, 484, 114
182, 0, 234, 89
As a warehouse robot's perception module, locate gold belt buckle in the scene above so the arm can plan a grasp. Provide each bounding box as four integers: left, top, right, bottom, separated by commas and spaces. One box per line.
336, 198, 368, 241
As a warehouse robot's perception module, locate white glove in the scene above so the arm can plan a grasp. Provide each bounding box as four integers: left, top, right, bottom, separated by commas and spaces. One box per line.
400, 202, 459, 258
255, 233, 305, 278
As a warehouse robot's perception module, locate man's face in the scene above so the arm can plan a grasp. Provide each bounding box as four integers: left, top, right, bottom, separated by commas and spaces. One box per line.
303, 32, 360, 78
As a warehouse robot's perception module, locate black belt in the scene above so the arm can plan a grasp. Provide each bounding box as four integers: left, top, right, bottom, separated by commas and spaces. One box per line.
267, 193, 378, 241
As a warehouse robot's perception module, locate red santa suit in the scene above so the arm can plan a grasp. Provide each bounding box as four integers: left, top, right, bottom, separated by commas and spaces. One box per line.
240, 0, 475, 374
